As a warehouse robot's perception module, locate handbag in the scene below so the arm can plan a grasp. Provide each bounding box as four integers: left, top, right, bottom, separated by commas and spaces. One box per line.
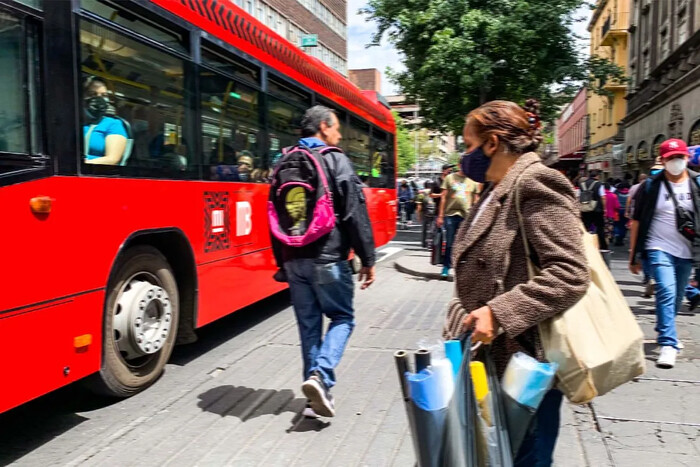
515, 174, 645, 404
431, 227, 445, 266
662, 177, 698, 242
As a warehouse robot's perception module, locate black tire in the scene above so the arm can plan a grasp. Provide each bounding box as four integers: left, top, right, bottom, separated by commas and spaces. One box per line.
88, 245, 179, 397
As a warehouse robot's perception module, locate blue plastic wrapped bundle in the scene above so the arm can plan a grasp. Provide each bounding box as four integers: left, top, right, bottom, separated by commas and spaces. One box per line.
501, 352, 558, 409
406, 369, 445, 411
444, 340, 463, 379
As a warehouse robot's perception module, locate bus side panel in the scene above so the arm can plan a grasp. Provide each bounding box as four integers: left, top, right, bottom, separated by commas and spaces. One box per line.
196, 247, 285, 327
0, 292, 103, 413
364, 188, 397, 247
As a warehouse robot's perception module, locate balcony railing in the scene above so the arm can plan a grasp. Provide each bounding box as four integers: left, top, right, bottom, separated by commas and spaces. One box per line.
601, 11, 630, 45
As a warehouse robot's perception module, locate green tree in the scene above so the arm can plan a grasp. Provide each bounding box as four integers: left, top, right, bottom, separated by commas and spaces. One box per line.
363, 0, 626, 132
394, 111, 415, 175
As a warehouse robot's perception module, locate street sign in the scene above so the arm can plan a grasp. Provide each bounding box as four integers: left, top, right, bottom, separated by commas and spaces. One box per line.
300, 34, 318, 47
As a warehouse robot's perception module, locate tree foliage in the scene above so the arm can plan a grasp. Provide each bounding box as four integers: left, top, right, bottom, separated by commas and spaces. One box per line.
394, 111, 415, 174
362, 0, 627, 133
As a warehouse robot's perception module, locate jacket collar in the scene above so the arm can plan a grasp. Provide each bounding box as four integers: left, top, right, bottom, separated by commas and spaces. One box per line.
453, 152, 541, 260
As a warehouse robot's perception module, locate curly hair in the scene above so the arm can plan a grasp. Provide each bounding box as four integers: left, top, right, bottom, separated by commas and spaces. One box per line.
466, 100, 543, 154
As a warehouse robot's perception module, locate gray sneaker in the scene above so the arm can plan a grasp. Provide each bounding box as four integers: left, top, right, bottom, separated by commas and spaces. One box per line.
301, 374, 335, 417
657, 346, 677, 369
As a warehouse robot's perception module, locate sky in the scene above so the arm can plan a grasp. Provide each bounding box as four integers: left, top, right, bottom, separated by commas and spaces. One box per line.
347, 1, 593, 97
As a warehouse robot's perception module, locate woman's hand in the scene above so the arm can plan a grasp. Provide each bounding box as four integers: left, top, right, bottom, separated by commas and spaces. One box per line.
462, 306, 498, 344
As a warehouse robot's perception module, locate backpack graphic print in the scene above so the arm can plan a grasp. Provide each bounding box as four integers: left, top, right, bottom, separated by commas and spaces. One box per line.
268, 145, 337, 247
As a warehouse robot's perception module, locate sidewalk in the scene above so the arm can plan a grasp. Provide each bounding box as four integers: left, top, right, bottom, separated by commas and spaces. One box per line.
396, 248, 700, 466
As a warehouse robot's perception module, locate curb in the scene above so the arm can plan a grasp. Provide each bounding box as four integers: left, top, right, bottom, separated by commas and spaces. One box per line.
393, 257, 454, 282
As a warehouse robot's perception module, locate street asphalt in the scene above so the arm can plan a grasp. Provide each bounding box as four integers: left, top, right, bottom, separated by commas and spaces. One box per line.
0, 225, 698, 466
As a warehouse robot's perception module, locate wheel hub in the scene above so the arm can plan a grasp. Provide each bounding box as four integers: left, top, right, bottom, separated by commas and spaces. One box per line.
113, 279, 172, 360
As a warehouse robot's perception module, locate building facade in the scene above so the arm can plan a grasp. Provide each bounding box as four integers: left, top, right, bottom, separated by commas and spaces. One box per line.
233, 0, 347, 75
556, 88, 588, 177
623, 0, 700, 176
587, 0, 631, 179
348, 68, 382, 93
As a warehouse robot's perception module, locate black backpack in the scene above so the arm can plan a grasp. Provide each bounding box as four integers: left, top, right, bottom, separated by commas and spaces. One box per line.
579, 180, 600, 213
268, 145, 337, 247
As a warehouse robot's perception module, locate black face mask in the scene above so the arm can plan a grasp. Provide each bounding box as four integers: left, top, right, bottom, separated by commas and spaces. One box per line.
85, 96, 109, 122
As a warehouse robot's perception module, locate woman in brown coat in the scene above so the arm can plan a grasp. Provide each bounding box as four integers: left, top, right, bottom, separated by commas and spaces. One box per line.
443, 100, 589, 466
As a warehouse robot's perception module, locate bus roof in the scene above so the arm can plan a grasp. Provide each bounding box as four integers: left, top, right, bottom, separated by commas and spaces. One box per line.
152, 0, 395, 133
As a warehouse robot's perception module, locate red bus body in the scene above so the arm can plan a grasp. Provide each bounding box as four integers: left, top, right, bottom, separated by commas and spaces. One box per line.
0, 0, 396, 414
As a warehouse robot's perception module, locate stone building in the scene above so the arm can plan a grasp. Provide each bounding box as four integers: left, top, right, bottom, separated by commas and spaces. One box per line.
623, 0, 700, 176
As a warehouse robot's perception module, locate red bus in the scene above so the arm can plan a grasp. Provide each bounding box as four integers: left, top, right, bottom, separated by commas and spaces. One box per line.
0, 0, 396, 414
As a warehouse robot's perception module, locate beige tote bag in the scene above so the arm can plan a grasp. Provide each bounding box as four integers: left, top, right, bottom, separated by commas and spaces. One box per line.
516, 178, 645, 404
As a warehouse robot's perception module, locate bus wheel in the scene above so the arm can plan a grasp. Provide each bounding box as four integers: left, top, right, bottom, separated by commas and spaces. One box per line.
94, 245, 179, 397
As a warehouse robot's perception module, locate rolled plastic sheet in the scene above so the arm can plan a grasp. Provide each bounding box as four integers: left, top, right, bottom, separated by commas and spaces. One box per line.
415, 348, 431, 372
431, 357, 455, 409
444, 340, 463, 378
406, 369, 445, 411
501, 352, 558, 409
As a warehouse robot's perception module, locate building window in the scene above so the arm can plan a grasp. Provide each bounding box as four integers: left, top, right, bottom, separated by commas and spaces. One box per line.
642, 49, 650, 78
659, 29, 669, 61
678, 11, 689, 44
690, 120, 700, 146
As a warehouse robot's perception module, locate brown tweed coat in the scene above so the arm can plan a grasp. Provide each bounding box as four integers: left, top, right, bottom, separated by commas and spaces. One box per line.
443, 152, 590, 377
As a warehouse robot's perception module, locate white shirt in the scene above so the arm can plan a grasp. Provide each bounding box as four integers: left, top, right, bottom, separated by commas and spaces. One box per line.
472, 192, 495, 224
646, 180, 694, 259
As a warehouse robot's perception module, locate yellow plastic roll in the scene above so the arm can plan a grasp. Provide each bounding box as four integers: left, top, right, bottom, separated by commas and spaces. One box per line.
470, 361, 489, 401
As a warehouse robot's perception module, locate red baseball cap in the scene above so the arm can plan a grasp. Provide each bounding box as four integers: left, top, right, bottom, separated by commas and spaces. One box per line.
659, 138, 690, 159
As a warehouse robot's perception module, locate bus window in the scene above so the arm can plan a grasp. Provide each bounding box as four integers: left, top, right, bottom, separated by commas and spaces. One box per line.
370, 129, 394, 188
268, 77, 310, 107
79, 20, 190, 174
200, 71, 263, 182
202, 46, 260, 86
268, 97, 304, 170
346, 118, 371, 183
0, 10, 44, 178
81, 0, 186, 53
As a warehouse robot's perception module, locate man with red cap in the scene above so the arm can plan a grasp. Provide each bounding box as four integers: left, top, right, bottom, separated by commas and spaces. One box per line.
629, 138, 699, 368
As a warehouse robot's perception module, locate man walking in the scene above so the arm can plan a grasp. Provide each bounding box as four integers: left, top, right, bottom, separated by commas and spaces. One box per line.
436, 157, 480, 278
629, 139, 699, 368
579, 170, 608, 250
270, 105, 376, 417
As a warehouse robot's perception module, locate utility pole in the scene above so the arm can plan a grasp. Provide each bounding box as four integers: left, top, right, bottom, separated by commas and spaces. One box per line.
414, 109, 419, 179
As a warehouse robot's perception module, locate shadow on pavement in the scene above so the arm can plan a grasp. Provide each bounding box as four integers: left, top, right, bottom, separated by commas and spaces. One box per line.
197, 384, 329, 432
0, 384, 119, 465
0, 290, 292, 465
170, 290, 291, 367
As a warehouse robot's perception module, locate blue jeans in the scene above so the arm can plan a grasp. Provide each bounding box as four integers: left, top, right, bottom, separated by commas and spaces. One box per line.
647, 250, 692, 349
284, 259, 355, 389
514, 389, 563, 467
443, 215, 464, 269
642, 258, 652, 284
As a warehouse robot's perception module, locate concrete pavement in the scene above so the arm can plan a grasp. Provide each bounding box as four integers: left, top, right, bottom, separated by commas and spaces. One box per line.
1, 240, 698, 466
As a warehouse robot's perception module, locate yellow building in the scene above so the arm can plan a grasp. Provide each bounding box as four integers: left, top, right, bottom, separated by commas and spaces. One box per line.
586, 0, 630, 179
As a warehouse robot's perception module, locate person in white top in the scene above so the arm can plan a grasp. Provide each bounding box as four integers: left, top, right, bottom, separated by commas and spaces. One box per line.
629, 139, 698, 369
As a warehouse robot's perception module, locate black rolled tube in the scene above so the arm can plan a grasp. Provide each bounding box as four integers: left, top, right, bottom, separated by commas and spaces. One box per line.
415, 349, 431, 373
394, 350, 411, 400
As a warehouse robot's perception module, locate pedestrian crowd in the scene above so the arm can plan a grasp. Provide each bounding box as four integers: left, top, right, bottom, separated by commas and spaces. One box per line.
266, 100, 697, 467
